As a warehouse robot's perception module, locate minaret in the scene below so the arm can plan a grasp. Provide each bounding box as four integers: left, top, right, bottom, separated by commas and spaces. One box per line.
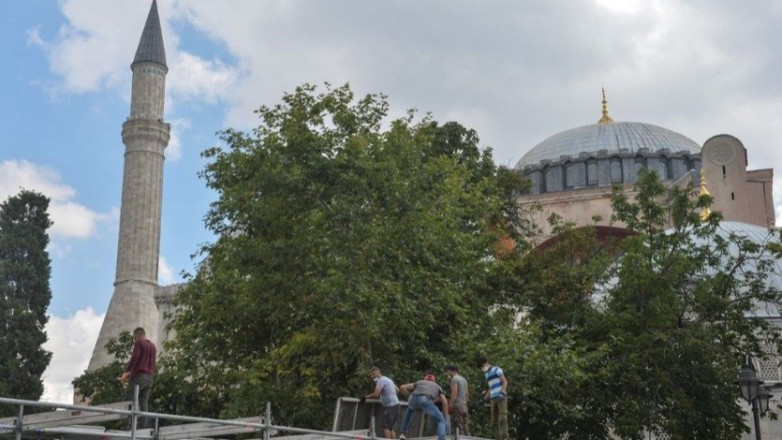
88, 0, 169, 371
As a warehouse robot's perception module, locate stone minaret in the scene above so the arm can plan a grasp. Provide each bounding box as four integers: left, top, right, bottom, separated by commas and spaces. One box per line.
88, 0, 169, 371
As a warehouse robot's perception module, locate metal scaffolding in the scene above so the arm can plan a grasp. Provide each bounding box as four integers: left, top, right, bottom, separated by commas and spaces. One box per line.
0, 393, 490, 440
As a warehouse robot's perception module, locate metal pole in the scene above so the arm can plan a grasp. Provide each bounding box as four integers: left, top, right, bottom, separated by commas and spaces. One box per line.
14, 404, 23, 440
131, 384, 139, 440
264, 402, 270, 440
369, 411, 376, 440
752, 398, 762, 440
748, 353, 762, 440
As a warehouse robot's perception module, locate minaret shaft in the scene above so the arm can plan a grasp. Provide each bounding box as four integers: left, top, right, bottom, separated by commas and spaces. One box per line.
87, 0, 169, 373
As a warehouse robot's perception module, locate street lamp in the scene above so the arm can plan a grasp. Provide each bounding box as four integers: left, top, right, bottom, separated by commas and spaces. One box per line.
735, 357, 773, 440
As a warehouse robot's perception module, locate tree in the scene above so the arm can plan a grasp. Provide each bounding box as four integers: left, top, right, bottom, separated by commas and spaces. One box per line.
73, 331, 222, 426
164, 83, 519, 428
0, 190, 53, 410
504, 169, 782, 439
73, 332, 132, 406
590, 169, 782, 439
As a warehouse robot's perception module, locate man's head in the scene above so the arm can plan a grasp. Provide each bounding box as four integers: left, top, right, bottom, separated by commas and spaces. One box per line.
446, 365, 458, 378
369, 366, 382, 381
423, 370, 436, 382
133, 327, 146, 341
475, 355, 489, 371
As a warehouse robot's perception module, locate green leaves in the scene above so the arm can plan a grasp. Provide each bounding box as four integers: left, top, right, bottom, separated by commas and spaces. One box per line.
0, 190, 52, 411
165, 83, 514, 428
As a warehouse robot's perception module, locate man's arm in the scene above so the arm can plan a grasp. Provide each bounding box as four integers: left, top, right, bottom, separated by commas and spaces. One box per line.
399, 383, 415, 395
364, 384, 382, 400
449, 382, 458, 409
121, 340, 142, 381
500, 374, 509, 393
438, 393, 448, 413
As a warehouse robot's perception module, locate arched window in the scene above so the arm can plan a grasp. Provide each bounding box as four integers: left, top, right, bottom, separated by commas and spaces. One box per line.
528, 171, 542, 194
565, 162, 577, 188
587, 160, 598, 186
658, 158, 671, 180
545, 167, 562, 192
610, 159, 623, 183
658, 162, 668, 180
634, 156, 646, 174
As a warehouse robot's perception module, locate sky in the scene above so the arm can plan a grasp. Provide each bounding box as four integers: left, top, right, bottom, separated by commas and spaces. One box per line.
2, 0, 782, 404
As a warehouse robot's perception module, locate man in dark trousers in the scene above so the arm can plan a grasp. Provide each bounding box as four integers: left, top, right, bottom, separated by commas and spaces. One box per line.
121, 327, 156, 429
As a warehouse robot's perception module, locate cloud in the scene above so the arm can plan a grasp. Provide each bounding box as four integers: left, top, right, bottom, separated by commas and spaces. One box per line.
168, 52, 241, 104
41, 308, 105, 404
39, 1, 240, 102
39, 0, 782, 222
165, 118, 191, 161
38, 0, 144, 94
0, 160, 107, 240
159, 256, 176, 285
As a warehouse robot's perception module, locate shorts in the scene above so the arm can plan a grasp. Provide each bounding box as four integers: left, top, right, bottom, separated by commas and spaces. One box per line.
382, 404, 400, 430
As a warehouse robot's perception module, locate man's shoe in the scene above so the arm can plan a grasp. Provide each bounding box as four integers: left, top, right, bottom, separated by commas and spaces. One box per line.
399, 435, 406, 440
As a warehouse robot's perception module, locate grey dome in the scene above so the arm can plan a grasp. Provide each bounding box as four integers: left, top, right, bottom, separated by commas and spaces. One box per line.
692, 221, 781, 318
516, 121, 701, 169
593, 222, 781, 318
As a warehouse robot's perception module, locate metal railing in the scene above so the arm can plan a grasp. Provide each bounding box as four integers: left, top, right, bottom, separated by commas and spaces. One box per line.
0, 390, 382, 440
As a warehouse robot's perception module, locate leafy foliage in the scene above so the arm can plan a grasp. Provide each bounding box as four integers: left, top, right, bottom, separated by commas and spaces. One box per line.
502, 169, 782, 439
73, 332, 133, 405
0, 190, 53, 414
165, 83, 520, 427
70, 86, 782, 439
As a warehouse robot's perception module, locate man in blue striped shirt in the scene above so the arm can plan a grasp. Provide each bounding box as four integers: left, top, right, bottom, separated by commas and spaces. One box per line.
476, 356, 509, 440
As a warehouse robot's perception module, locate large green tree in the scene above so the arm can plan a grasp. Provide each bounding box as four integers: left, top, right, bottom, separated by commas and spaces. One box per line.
164, 83, 520, 428
0, 190, 53, 410
499, 169, 782, 439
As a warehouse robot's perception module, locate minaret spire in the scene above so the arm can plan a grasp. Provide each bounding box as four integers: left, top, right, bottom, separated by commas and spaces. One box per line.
87, 0, 170, 374
598, 87, 614, 124
133, 0, 167, 68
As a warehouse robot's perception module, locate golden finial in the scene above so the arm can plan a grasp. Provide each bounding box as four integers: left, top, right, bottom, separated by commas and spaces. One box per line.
699, 169, 712, 221
598, 88, 614, 124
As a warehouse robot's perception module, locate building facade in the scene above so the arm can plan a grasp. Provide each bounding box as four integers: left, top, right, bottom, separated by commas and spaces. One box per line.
516, 94, 774, 238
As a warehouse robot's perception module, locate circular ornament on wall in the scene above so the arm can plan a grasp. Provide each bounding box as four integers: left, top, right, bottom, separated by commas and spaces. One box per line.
706, 138, 738, 165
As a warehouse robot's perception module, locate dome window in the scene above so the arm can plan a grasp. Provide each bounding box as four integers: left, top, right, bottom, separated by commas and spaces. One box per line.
587, 160, 598, 186
545, 167, 563, 192
565, 162, 582, 188
610, 158, 623, 183
658, 162, 669, 180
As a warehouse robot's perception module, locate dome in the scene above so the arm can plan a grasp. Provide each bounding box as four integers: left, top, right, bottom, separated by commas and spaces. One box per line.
516, 121, 702, 169
695, 221, 782, 318
593, 221, 781, 318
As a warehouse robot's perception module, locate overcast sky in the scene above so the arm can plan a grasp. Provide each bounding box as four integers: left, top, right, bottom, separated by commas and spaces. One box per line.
2, 0, 781, 404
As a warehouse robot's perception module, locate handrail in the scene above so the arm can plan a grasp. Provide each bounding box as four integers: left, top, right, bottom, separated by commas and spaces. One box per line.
0, 396, 380, 440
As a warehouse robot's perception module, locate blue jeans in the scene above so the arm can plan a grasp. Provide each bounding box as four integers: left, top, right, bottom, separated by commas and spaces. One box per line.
401, 394, 446, 440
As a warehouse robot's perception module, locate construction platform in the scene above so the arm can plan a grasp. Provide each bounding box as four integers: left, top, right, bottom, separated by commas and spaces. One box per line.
0, 396, 489, 440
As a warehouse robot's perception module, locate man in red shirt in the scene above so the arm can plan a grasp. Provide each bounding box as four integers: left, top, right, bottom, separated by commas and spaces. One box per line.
121, 327, 156, 429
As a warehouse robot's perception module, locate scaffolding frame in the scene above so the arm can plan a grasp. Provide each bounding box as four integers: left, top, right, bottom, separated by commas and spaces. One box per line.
0, 392, 489, 440
0, 395, 371, 440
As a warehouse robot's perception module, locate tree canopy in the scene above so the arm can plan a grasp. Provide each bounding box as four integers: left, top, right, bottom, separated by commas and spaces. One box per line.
0, 190, 53, 411
498, 169, 782, 439
73, 85, 782, 439
164, 83, 521, 428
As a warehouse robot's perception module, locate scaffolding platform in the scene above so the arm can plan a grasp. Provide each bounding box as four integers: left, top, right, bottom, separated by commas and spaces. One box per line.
0, 396, 490, 440
0, 401, 131, 432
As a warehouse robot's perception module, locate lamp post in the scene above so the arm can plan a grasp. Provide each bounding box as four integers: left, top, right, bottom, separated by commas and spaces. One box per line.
735, 355, 773, 440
